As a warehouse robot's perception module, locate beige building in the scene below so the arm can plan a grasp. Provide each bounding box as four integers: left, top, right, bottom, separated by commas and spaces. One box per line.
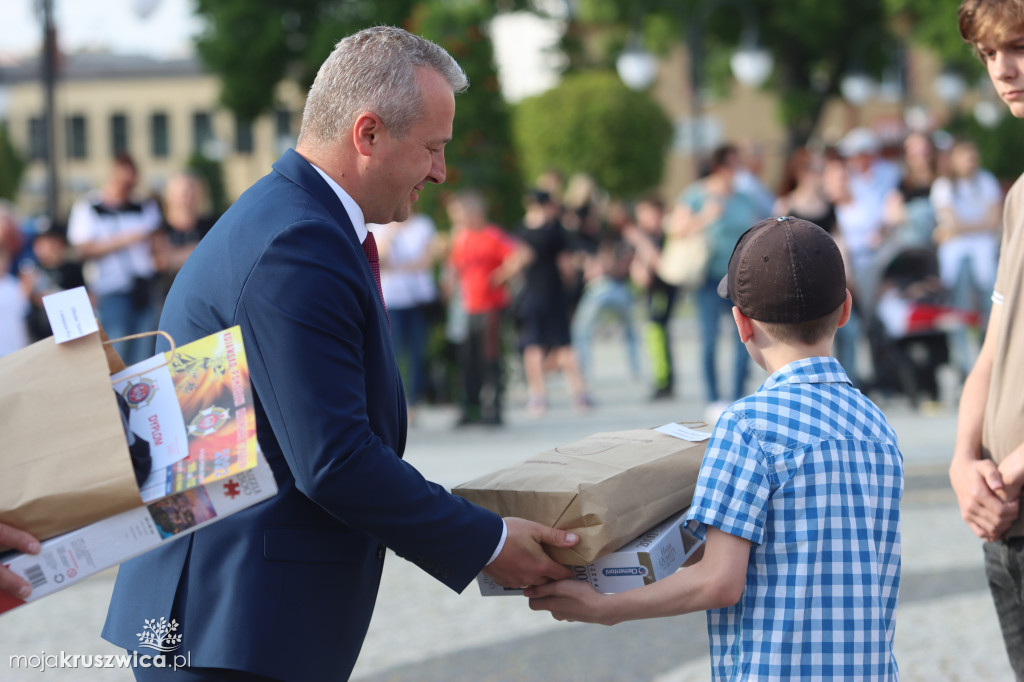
0, 51, 305, 219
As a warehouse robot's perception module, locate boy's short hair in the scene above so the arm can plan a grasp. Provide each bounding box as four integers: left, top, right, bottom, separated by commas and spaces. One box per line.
718, 216, 846, 344
959, 0, 1024, 47
757, 304, 845, 346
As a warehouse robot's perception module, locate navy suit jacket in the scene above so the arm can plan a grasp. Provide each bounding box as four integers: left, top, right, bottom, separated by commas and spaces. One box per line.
102, 150, 503, 681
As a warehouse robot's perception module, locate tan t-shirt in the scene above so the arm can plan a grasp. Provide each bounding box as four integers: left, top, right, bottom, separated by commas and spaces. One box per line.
983, 173, 1024, 536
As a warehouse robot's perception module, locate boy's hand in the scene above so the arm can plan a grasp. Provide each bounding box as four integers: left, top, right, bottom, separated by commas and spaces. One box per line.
950, 456, 1018, 540
996, 463, 1024, 504
996, 445, 1024, 505
525, 579, 615, 626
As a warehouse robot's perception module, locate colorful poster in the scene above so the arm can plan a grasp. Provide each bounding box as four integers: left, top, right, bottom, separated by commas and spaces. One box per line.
115, 327, 258, 502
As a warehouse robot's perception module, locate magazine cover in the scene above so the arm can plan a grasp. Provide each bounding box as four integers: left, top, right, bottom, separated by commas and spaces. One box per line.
112, 326, 258, 502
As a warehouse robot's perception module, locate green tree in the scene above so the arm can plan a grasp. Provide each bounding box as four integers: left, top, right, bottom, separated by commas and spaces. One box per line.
194, 0, 418, 121
513, 71, 673, 198
410, 2, 524, 228
886, 0, 979, 72
186, 152, 228, 216
192, 0, 522, 226
0, 123, 26, 201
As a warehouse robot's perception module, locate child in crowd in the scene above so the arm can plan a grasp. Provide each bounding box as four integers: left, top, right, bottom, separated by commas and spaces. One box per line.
528, 217, 904, 680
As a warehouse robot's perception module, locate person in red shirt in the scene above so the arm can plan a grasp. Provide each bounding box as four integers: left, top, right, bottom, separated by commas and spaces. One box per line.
447, 189, 526, 425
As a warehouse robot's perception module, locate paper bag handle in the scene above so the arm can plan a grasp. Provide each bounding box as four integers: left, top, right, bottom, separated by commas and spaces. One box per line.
103, 330, 177, 381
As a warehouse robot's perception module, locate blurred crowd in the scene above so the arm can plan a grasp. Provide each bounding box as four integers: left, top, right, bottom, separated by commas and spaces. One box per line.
370, 128, 1000, 426
0, 127, 1000, 424
0, 153, 216, 364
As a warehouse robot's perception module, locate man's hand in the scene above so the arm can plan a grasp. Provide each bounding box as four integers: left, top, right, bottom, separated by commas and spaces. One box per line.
0, 523, 41, 600
950, 456, 1018, 540
482, 517, 578, 588
526, 579, 615, 625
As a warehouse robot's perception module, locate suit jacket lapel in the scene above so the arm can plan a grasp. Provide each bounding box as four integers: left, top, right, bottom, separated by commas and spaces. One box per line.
271, 149, 391, 328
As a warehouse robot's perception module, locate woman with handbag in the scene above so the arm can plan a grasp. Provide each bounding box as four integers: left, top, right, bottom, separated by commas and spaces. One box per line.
669, 144, 761, 417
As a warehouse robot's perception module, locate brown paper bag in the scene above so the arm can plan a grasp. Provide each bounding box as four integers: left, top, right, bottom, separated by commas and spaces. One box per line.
453, 428, 708, 565
0, 332, 141, 548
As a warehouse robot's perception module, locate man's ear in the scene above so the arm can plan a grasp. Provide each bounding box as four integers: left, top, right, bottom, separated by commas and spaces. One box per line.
352, 112, 383, 157
732, 306, 755, 343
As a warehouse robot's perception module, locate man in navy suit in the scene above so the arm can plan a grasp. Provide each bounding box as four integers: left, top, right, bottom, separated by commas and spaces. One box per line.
101, 26, 578, 681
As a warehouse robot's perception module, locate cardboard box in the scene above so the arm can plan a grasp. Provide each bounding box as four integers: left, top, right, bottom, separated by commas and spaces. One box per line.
0, 452, 277, 616
454, 423, 710, 565
477, 506, 704, 596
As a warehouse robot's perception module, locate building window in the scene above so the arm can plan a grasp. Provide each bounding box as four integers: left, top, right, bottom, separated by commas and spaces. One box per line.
151, 112, 169, 158
110, 113, 129, 156
275, 108, 293, 154
65, 114, 88, 160
235, 116, 253, 154
192, 111, 214, 155
28, 116, 48, 161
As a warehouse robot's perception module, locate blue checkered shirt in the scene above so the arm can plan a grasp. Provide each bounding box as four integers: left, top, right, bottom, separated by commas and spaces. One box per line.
685, 356, 903, 681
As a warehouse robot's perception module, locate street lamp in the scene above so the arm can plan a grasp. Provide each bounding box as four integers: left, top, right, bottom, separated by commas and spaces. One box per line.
730, 45, 774, 88
730, 23, 774, 89
973, 75, 1005, 129
839, 71, 878, 107
933, 69, 967, 108
615, 43, 659, 91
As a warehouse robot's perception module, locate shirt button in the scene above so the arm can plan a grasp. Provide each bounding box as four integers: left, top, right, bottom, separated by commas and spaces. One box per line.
377, 545, 386, 560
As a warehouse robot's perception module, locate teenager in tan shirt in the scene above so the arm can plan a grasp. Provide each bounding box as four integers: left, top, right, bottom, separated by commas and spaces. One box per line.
951, 1, 1024, 676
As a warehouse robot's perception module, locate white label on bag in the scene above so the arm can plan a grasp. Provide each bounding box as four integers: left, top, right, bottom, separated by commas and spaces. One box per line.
655, 423, 711, 441
42, 286, 98, 343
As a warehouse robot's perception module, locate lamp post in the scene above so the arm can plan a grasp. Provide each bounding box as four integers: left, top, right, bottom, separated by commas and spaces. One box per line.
37, 0, 59, 220
616, 1, 773, 179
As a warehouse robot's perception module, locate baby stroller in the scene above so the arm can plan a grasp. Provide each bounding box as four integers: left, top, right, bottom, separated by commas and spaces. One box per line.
865, 246, 980, 407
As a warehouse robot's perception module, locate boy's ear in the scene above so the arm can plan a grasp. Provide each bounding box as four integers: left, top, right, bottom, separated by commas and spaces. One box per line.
732, 306, 755, 343
836, 289, 853, 329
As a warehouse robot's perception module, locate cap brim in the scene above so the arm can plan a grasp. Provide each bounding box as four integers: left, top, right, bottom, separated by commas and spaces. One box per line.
716, 274, 730, 300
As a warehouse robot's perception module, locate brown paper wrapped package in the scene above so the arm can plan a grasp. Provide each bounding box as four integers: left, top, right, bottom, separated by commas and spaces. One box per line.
453, 428, 708, 565
0, 332, 140, 549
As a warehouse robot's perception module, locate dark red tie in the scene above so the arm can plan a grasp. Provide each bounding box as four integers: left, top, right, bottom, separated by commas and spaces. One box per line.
362, 232, 389, 326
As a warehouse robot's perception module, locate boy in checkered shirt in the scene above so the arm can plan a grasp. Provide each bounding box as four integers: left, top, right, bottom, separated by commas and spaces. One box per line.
528, 216, 903, 681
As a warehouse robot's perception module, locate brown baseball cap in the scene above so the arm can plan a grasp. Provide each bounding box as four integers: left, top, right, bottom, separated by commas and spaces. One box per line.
717, 216, 846, 323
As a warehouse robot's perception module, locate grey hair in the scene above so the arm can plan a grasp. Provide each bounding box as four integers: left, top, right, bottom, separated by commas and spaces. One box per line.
298, 25, 468, 145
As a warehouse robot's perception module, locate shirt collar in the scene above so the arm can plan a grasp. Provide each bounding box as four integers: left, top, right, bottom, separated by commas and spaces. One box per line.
760, 356, 852, 392
308, 161, 368, 244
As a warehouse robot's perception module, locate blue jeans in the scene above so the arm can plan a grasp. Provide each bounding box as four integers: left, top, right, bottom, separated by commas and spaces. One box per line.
697, 278, 749, 402
388, 305, 429, 406
98, 291, 156, 366
645, 277, 678, 392
833, 306, 862, 387
983, 538, 1024, 679
571, 278, 639, 379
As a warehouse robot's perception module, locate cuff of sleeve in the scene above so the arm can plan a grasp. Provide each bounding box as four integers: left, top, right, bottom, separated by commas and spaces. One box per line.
485, 519, 508, 566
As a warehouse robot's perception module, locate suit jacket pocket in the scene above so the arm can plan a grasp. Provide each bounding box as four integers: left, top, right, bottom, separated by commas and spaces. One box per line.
263, 526, 371, 564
